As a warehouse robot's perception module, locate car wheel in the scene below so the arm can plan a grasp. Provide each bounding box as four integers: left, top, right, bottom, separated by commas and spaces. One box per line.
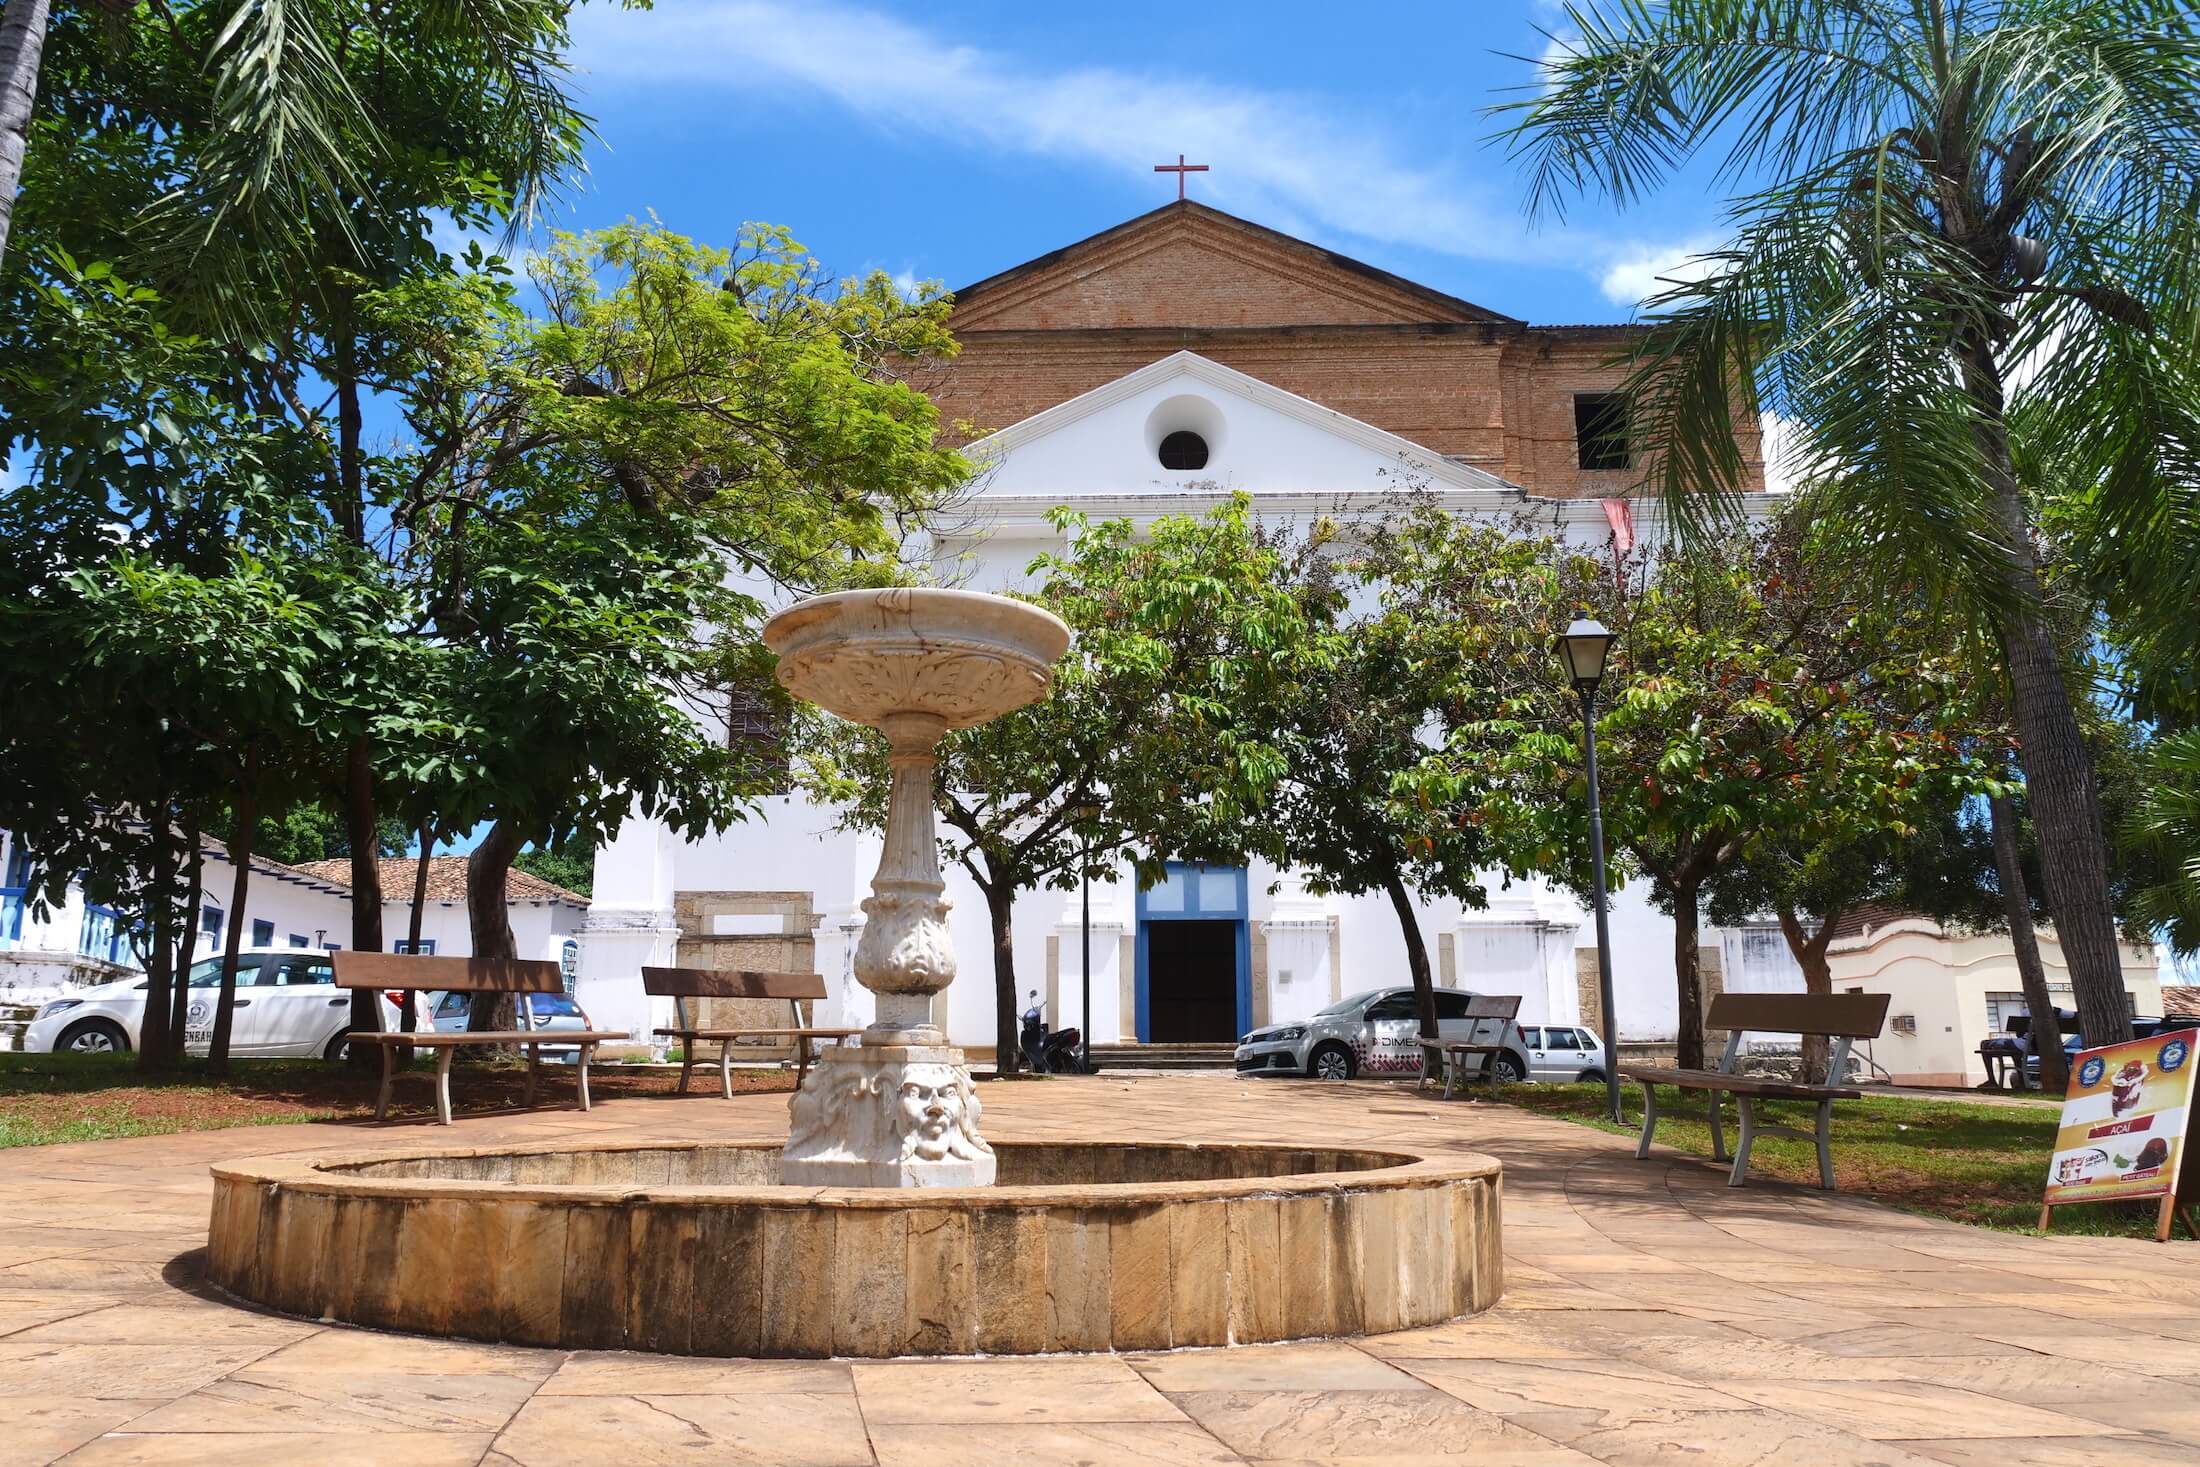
59, 1019, 130, 1055
1310, 1043, 1356, 1081
1578, 1067, 1606, 1086
322, 1033, 353, 1063
1494, 1054, 1526, 1083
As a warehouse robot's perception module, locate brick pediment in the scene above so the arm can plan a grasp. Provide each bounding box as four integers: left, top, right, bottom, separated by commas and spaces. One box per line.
950, 202, 1515, 333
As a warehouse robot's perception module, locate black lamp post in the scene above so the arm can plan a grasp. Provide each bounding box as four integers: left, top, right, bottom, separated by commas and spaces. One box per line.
1555, 613, 1623, 1125
1065, 792, 1105, 1074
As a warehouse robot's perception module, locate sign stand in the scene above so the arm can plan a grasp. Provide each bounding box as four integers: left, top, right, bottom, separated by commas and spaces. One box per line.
2038, 1028, 2199, 1243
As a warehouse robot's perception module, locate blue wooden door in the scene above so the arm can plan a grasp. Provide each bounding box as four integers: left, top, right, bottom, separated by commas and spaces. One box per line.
1135, 863, 1251, 1042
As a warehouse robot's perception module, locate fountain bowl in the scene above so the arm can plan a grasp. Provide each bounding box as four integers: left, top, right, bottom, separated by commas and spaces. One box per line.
207, 1139, 1502, 1357
762, 587, 1071, 732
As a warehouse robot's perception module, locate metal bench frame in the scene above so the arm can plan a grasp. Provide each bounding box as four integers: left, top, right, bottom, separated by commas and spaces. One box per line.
642, 966, 858, 1096
333, 952, 630, 1125
1628, 991, 1892, 1190
1414, 993, 1525, 1099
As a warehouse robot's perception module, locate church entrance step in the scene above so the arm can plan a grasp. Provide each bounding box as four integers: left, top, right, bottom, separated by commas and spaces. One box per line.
1086, 1043, 1239, 1071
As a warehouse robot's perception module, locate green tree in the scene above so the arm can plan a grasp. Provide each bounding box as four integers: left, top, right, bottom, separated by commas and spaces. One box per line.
370, 222, 967, 1003
1501, 0, 2200, 1047
2125, 729, 2200, 961
797, 498, 1333, 1069
1485, 519, 1982, 1069
1272, 508, 1585, 1046
514, 837, 595, 898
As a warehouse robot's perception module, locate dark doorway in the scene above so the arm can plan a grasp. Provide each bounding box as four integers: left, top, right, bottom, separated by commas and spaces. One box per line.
1145, 919, 1239, 1041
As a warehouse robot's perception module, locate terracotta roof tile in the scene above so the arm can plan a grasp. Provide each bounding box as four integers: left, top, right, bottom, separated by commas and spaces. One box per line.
290, 856, 587, 908
2163, 986, 2200, 1021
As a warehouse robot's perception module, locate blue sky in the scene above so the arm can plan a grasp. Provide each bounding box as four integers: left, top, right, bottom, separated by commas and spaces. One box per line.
536, 0, 1732, 324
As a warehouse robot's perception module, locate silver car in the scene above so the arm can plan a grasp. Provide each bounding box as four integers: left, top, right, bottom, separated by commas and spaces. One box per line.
1235, 986, 1555, 1083
1517, 1023, 1610, 1084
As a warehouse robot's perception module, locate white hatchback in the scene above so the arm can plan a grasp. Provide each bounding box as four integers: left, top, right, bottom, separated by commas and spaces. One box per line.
21, 949, 404, 1060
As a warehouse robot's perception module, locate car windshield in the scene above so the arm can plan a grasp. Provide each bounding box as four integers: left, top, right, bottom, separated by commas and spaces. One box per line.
1316, 989, 1391, 1017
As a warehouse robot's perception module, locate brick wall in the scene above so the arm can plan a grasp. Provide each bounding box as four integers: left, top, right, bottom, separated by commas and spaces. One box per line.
933, 238, 1765, 497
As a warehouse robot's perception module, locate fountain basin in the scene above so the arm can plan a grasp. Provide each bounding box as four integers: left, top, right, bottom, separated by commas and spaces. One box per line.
208, 1140, 1502, 1356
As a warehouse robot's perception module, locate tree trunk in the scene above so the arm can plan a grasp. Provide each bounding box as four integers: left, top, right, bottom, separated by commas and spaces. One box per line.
1672, 881, 1706, 1070
343, 736, 384, 1066
464, 818, 522, 1033
983, 879, 1019, 1073
138, 816, 175, 1074
169, 816, 204, 1065
1963, 340, 2133, 1049
1991, 787, 2069, 1094
1381, 870, 1440, 1041
1775, 905, 1837, 1083
0, 0, 51, 269
207, 781, 256, 1075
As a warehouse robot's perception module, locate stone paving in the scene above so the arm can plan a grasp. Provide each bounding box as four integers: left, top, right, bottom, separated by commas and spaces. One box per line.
2, 1072, 2196, 1465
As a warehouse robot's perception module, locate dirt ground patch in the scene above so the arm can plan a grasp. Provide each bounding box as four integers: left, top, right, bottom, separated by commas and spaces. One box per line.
0, 1053, 797, 1146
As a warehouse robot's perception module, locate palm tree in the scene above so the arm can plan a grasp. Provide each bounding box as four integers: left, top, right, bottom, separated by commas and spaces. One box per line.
0, 0, 586, 278
1498, 0, 2200, 1047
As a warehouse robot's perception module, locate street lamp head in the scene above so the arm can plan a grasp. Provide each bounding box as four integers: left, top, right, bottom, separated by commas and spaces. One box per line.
1554, 614, 1618, 692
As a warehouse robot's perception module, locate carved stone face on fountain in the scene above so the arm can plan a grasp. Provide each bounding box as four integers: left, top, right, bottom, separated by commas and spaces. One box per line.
895, 1064, 985, 1163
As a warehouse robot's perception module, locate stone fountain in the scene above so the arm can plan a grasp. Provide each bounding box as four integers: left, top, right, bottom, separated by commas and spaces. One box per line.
204, 588, 1508, 1357
763, 587, 1071, 1187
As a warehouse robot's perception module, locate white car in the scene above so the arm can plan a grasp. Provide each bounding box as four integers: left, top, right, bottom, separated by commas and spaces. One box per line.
22, 949, 403, 1060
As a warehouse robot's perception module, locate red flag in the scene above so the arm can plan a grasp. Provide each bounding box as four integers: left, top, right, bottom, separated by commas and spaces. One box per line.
1601, 497, 1636, 556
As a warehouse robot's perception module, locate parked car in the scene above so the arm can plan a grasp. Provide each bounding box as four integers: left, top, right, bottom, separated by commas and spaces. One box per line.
1235, 986, 1601, 1084
21, 949, 401, 1059
2023, 1015, 2196, 1087
428, 989, 594, 1059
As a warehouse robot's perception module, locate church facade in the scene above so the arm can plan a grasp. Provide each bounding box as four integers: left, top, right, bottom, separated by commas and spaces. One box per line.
576, 201, 1790, 1057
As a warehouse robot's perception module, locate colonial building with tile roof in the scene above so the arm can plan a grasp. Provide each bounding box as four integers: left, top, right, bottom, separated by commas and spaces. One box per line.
581, 203, 1780, 1058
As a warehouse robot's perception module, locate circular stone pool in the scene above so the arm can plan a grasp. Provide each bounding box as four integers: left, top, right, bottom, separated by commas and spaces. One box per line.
208, 1140, 1502, 1357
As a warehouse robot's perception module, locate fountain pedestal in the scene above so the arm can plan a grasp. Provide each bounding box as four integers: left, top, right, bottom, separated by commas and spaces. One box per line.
763, 589, 1070, 1188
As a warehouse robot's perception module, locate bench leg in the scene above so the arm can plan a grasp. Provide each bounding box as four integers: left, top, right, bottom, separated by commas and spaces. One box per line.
1728, 1095, 1756, 1186
524, 1044, 540, 1109
375, 1042, 396, 1121
434, 1047, 455, 1127
720, 1040, 734, 1100
1634, 1082, 1659, 1160
1814, 1099, 1836, 1189
577, 1042, 595, 1112
1707, 1089, 1729, 1163
678, 1042, 694, 1096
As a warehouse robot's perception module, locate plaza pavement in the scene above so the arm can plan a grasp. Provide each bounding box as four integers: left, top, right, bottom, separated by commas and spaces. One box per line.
2, 1072, 2196, 1466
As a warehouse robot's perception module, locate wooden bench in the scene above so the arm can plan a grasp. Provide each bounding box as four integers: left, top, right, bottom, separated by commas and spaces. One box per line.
334, 952, 631, 1126
642, 966, 860, 1096
1622, 991, 1892, 1189
1416, 993, 1525, 1099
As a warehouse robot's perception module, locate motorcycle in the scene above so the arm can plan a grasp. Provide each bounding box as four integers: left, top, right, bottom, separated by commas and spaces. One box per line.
1020, 1005, 1097, 1074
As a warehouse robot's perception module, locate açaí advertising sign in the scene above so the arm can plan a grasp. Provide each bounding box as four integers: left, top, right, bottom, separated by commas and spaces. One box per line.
2041, 1028, 2198, 1240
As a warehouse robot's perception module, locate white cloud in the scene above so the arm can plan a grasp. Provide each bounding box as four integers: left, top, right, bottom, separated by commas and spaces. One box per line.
568, 1, 1611, 271
1598, 237, 1727, 307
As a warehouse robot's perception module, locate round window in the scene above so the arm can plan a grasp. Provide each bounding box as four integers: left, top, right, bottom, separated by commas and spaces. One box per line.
1158, 430, 1210, 471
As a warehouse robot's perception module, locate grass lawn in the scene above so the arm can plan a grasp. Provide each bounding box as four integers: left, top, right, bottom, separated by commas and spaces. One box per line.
1495, 1082, 2191, 1243
0, 1050, 795, 1148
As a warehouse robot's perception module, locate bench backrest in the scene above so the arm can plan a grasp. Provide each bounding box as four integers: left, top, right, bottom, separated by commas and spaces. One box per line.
1462, 993, 1523, 1021
640, 967, 827, 1000
1707, 992, 1891, 1040
331, 951, 564, 995
1708, 991, 1890, 1082
641, 966, 825, 1033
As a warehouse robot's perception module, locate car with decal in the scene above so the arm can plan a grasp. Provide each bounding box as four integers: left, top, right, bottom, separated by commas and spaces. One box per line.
21, 949, 408, 1059
1234, 986, 1603, 1084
